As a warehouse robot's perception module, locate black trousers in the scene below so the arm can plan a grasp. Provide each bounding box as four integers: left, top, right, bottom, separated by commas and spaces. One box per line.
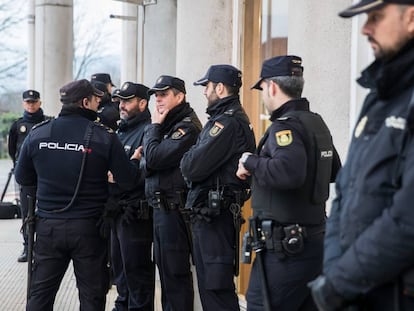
111, 215, 155, 311
153, 208, 194, 311
19, 185, 36, 247
26, 218, 109, 311
357, 281, 414, 310
192, 208, 239, 311
246, 233, 323, 311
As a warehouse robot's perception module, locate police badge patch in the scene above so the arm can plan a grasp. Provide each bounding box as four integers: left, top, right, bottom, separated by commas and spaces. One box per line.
209, 121, 224, 137
19, 125, 27, 133
275, 130, 293, 146
172, 128, 186, 139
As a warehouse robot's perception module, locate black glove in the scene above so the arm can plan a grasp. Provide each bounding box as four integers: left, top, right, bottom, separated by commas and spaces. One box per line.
308, 275, 346, 311
96, 197, 122, 238
104, 196, 122, 219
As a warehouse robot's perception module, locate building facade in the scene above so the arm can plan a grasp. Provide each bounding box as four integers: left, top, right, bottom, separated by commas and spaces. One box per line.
28, 0, 373, 306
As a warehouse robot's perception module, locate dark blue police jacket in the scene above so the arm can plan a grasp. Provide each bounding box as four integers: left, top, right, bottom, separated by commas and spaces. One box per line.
15, 106, 139, 219
324, 38, 414, 300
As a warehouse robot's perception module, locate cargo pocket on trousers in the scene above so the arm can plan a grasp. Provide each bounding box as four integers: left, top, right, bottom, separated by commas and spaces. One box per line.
204, 254, 235, 290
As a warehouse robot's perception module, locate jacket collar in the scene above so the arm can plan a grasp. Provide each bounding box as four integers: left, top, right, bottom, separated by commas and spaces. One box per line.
270, 98, 310, 121
358, 38, 414, 99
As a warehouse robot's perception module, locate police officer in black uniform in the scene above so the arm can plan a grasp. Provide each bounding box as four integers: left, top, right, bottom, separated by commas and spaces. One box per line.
309, 2, 414, 310
181, 65, 256, 311
236, 56, 341, 311
91, 73, 120, 131
110, 82, 155, 311
143, 75, 202, 311
8, 89, 51, 263
14, 79, 141, 311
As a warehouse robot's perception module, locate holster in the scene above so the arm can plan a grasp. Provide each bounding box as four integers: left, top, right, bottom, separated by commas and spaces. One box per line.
261, 220, 285, 259
124, 199, 150, 220
154, 191, 185, 212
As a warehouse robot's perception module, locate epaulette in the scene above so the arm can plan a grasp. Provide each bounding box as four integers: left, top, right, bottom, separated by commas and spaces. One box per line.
93, 120, 114, 133
32, 119, 52, 130
224, 109, 236, 116
277, 116, 291, 121
182, 116, 192, 122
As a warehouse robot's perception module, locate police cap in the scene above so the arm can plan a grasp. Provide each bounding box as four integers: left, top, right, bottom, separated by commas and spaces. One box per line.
91, 73, 115, 86
148, 75, 186, 95
113, 82, 150, 100
91, 80, 108, 94
22, 90, 40, 101
59, 79, 104, 104
193, 64, 242, 88
251, 55, 303, 90
339, 0, 414, 18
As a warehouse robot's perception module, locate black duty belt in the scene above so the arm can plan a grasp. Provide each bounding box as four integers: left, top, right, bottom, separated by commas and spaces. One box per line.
152, 190, 186, 211
153, 201, 180, 211
260, 220, 325, 258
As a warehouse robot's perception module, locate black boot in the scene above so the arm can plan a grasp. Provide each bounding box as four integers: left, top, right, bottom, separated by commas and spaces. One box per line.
17, 247, 28, 263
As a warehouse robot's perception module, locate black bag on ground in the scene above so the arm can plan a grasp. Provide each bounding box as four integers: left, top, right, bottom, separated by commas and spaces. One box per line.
0, 202, 21, 219
0, 168, 21, 219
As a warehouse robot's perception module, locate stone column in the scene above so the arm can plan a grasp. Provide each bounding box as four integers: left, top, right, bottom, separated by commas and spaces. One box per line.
35, 0, 73, 116
120, 3, 139, 83
288, 0, 355, 158
27, 0, 35, 88
142, 0, 177, 91
176, 0, 235, 124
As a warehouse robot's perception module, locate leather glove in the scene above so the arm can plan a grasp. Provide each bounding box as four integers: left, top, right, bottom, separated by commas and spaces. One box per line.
96, 196, 121, 238
104, 196, 122, 219
308, 275, 346, 311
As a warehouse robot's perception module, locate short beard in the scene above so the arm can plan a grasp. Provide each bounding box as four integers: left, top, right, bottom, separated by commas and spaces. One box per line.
208, 98, 220, 107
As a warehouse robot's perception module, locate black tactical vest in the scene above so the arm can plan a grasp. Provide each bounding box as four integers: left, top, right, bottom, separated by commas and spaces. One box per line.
253, 111, 334, 225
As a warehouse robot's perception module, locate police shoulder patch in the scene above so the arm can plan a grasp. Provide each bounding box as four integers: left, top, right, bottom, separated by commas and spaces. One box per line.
172, 128, 186, 139
209, 121, 224, 137
275, 130, 293, 146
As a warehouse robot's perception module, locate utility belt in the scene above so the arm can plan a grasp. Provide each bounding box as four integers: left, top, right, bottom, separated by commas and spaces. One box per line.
191, 188, 245, 220
153, 191, 186, 212
242, 217, 325, 262
120, 198, 151, 220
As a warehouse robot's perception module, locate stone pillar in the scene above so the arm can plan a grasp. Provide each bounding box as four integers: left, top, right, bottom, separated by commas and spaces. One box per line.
121, 3, 139, 83
27, 0, 35, 88
142, 0, 177, 91
35, 0, 73, 116
176, 0, 235, 124
288, 0, 356, 159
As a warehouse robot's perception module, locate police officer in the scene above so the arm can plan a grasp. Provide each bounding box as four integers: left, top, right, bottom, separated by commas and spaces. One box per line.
143, 75, 202, 311
110, 82, 155, 311
309, 1, 414, 310
8, 89, 51, 263
236, 55, 341, 311
181, 65, 256, 311
14, 79, 141, 311
91, 73, 120, 130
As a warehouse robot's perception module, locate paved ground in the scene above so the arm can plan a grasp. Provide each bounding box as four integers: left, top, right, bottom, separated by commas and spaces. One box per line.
0, 159, 246, 310
0, 159, 121, 310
